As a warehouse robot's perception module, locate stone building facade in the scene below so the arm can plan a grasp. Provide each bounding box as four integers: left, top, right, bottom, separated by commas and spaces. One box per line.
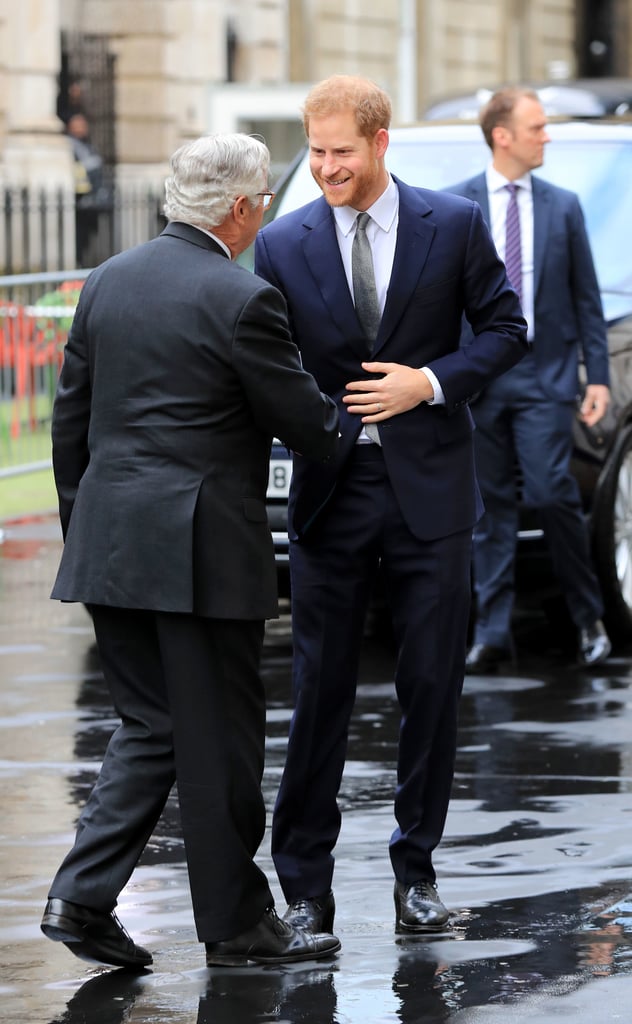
0, 0, 630, 267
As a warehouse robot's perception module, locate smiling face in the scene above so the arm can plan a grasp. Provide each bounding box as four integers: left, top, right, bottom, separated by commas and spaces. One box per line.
308, 110, 390, 211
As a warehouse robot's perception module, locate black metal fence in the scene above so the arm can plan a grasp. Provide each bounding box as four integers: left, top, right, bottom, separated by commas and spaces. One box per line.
1, 183, 167, 275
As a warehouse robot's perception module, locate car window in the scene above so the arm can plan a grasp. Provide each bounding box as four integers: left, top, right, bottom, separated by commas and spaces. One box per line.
383, 137, 490, 189
271, 124, 632, 323
536, 139, 632, 321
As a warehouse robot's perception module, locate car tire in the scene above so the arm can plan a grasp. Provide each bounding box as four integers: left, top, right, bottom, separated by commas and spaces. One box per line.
592, 422, 632, 641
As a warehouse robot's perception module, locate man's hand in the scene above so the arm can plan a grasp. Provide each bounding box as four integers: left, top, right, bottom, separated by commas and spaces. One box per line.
343, 361, 434, 422
580, 384, 610, 427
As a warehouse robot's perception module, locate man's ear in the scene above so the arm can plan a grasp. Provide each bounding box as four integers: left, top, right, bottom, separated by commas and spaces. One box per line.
232, 195, 248, 221
492, 125, 509, 150
374, 128, 389, 159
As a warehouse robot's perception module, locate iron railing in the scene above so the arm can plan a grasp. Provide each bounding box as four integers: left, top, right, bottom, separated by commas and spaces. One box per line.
1, 183, 166, 275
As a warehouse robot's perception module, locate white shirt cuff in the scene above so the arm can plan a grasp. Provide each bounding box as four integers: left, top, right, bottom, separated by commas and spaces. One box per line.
421, 366, 445, 406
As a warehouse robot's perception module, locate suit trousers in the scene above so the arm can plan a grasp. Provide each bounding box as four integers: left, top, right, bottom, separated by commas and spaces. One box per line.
471, 353, 603, 648
272, 444, 472, 900
48, 605, 273, 943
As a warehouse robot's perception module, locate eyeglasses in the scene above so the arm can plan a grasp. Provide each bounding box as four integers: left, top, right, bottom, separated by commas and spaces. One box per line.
256, 191, 276, 210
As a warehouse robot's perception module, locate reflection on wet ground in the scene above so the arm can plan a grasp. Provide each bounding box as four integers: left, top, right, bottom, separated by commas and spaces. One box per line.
2, 514, 632, 1022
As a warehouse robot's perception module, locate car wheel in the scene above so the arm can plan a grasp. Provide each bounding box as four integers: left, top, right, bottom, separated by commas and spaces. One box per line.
592, 423, 632, 641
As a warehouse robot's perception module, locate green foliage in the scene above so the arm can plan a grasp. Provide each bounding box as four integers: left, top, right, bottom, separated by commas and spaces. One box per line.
0, 467, 57, 520
34, 280, 83, 347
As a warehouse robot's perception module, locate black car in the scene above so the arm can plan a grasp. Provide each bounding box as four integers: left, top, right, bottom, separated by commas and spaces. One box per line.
264, 120, 632, 639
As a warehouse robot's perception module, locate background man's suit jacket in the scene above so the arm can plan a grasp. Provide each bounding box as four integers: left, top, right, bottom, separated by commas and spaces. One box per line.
51, 221, 338, 619
255, 176, 528, 541
446, 172, 610, 400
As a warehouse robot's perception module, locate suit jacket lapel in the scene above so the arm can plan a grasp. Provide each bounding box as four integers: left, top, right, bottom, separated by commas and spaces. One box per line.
464, 174, 491, 224
376, 178, 436, 353
531, 177, 550, 299
301, 199, 369, 361
465, 173, 549, 299
300, 182, 438, 359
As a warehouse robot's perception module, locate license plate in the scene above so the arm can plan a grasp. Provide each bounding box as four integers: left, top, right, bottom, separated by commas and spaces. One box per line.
267, 458, 292, 498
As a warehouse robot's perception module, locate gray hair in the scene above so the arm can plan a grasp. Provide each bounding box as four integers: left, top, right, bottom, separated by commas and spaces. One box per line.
163, 133, 270, 228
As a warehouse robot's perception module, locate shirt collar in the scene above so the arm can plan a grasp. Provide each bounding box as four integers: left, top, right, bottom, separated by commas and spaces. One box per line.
195, 225, 232, 259
486, 164, 532, 195
333, 174, 399, 237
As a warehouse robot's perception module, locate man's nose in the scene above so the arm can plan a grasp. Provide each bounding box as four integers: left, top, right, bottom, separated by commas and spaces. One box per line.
321, 154, 340, 176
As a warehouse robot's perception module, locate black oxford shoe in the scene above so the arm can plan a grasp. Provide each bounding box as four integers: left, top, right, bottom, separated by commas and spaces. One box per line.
41, 897, 152, 969
283, 891, 335, 933
464, 642, 511, 675
394, 880, 450, 933
579, 620, 611, 666
205, 907, 341, 966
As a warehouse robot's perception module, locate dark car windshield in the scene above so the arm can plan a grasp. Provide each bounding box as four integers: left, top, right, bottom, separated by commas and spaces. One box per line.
273, 125, 632, 323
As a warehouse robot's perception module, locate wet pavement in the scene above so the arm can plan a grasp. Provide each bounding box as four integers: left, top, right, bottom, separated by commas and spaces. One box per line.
1, 513, 632, 1023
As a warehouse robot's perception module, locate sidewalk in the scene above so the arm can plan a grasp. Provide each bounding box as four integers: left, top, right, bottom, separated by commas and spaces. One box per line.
1, 513, 632, 1023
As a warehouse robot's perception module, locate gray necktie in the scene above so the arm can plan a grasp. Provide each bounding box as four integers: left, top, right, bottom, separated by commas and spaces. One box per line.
352, 212, 380, 354
351, 212, 381, 444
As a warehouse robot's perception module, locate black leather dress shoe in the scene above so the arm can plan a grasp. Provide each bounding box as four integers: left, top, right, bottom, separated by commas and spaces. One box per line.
579, 619, 611, 666
464, 642, 511, 675
394, 880, 450, 933
283, 891, 335, 933
41, 897, 152, 968
205, 907, 341, 966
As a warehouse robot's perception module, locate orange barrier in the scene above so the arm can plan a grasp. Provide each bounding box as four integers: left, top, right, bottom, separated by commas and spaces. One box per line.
0, 281, 82, 440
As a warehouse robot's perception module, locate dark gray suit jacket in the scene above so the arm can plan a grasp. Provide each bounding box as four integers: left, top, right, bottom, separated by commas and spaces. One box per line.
51, 221, 338, 618
446, 172, 610, 400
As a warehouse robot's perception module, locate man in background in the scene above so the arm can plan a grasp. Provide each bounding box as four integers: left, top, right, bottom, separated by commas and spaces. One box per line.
66, 112, 112, 267
446, 87, 611, 674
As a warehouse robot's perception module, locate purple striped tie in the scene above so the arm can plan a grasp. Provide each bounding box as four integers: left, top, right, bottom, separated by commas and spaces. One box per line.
505, 183, 522, 302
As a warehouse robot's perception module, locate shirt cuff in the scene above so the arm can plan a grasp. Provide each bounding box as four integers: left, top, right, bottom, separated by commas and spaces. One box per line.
421, 366, 445, 406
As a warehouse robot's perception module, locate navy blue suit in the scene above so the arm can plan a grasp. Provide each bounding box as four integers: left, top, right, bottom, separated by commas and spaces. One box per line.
447, 173, 610, 647
255, 177, 527, 898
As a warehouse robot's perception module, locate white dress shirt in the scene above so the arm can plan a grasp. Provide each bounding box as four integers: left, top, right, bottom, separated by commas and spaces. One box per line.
332, 176, 445, 411
486, 165, 535, 340
196, 224, 232, 259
